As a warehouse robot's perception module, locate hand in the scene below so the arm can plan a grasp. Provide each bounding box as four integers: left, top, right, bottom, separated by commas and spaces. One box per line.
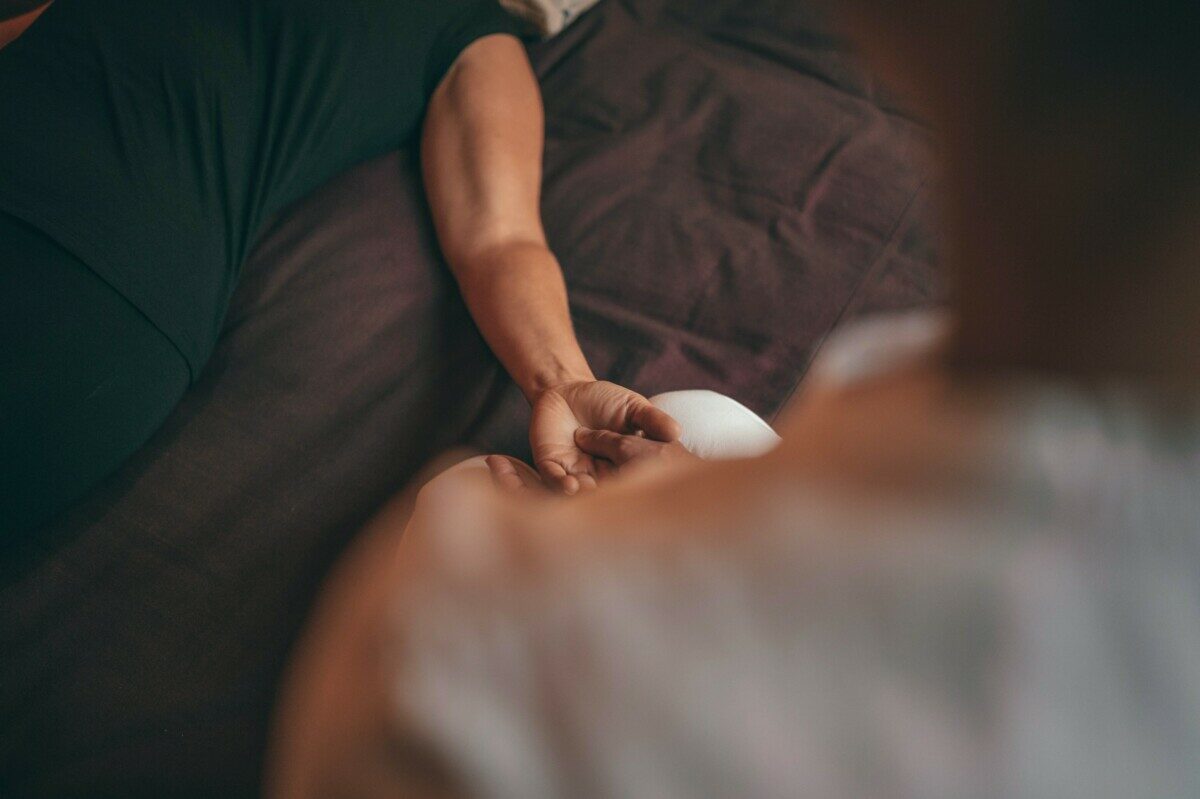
574, 428, 697, 472
484, 454, 547, 493
529, 380, 682, 494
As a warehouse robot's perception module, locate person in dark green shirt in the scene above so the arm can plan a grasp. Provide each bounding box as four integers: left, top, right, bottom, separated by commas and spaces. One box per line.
0, 0, 681, 530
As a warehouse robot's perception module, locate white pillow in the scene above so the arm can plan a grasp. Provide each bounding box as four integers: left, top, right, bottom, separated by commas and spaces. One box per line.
649, 390, 782, 461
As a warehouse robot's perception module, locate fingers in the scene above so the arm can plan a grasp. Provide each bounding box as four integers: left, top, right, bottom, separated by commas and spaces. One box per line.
536, 459, 587, 496
573, 428, 628, 463
595, 459, 615, 480
535, 458, 599, 495
538, 459, 576, 495
485, 455, 527, 493
629, 401, 683, 442
574, 428, 662, 466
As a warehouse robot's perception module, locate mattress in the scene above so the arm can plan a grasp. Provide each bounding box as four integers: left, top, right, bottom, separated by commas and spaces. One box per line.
0, 0, 937, 793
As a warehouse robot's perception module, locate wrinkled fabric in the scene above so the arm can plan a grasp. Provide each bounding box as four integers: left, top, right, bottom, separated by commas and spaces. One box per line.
0, 0, 935, 794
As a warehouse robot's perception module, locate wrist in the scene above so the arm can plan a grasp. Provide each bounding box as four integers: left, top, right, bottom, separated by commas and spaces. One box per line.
522, 362, 595, 403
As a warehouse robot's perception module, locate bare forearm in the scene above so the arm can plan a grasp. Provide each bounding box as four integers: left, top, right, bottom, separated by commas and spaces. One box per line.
419, 34, 678, 490
420, 35, 590, 402
452, 240, 593, 402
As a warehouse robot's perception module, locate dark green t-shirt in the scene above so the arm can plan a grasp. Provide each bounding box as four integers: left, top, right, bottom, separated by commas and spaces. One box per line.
0, 0, 518, 376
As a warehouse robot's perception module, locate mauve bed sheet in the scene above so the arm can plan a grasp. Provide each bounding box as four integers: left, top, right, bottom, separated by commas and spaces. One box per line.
0, 0, 937, 794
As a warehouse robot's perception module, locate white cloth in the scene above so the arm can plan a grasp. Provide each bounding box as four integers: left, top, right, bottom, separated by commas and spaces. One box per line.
498, 0, 602, 38
384, 312, 1200, 799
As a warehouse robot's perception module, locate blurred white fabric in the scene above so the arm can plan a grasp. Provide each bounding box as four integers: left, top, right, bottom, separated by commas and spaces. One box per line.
498, 0, 601, 37
383, 312, 1200, 799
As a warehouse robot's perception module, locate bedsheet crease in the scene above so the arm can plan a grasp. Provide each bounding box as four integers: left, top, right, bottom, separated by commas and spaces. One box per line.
0, 1, 937, 794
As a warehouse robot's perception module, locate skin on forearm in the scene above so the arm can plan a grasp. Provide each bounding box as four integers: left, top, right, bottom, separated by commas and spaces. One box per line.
422, 34, 591, 403
452, 239, 594, 402
421, 33, 680, 490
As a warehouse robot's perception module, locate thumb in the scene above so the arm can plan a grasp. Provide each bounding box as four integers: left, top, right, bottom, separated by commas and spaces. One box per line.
629, 399, 683, 442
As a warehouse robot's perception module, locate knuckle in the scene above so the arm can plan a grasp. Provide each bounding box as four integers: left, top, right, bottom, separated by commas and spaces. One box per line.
620, 393, 644, 415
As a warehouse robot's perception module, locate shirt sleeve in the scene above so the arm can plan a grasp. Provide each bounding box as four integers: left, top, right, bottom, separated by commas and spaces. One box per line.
377, 462, 1017, 799
425, 0, 524, 96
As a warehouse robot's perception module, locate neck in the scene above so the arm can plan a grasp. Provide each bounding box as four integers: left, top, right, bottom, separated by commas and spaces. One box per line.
0, 2, 50, 49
